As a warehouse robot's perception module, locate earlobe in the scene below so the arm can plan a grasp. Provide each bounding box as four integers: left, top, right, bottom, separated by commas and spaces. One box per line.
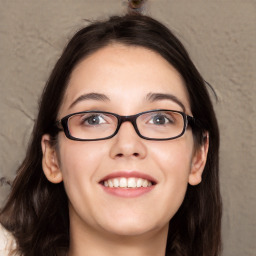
41, 134, 63, 184
188, 132, 209, 186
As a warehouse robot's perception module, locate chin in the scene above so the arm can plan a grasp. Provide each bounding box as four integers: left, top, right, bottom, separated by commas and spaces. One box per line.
99, 216, 165, 237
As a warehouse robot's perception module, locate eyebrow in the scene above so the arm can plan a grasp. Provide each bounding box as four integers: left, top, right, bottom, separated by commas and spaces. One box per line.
68, 92, 186, 112
69, 93, 110, 109
145, 92, 186, 112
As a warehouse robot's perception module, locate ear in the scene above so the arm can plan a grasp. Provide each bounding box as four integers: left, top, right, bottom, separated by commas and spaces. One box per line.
188, 132, 209, 186
41, 134, 63, 183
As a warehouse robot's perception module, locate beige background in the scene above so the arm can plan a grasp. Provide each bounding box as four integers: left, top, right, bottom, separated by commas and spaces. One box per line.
0, 1, 255, 255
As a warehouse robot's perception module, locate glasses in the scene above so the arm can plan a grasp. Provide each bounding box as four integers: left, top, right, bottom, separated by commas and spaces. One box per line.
56, 109, 196, 141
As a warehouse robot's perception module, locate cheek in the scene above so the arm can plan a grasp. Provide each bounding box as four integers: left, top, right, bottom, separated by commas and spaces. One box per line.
57, 138, 110, 223
59, 139, 105, 176
148, 136, 194, 218
57, 138, 107, 200
151, 136, 194, 178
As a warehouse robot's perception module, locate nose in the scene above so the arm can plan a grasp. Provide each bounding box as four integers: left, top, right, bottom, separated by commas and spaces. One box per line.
109, 121, 147, 159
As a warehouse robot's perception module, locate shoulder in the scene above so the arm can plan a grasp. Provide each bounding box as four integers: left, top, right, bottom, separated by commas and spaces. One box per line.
0, 224, 18, 256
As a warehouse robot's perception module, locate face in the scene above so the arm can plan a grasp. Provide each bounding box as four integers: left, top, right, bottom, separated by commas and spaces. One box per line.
42, 44, 207, 239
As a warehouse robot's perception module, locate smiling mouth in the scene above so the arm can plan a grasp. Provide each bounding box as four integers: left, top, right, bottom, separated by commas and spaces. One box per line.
100, 177, 155, 188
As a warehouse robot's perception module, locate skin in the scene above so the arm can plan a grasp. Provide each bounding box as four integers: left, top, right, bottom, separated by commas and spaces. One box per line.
41, 44, 209, 256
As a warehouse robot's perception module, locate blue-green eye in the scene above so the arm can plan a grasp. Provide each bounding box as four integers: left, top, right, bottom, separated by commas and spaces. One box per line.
148, 114, 174, 125
82, 114, 106, 126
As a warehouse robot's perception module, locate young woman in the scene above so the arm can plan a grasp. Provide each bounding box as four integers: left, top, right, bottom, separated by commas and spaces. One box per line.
0, 13, 222, 256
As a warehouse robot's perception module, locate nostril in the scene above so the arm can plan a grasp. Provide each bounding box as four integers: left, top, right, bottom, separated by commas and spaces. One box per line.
115, 152, 140, 158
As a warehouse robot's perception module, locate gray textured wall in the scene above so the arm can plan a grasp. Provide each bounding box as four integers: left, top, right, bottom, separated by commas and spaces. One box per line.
0, 1, 255, 255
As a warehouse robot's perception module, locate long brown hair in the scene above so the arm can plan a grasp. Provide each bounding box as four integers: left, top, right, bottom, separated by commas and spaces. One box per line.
0, 14, 222, 256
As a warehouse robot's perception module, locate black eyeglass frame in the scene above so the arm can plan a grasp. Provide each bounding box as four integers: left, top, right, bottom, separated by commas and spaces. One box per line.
56, 109, 196, 141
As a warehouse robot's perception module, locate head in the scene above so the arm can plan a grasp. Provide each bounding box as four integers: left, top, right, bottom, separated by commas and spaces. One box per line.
1, 14, 221, 256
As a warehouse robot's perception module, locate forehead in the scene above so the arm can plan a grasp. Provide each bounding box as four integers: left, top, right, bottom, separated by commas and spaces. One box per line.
59, 44, 191, 115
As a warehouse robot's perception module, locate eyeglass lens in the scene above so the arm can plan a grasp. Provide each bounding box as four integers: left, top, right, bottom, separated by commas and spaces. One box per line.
67, 111, 185, 140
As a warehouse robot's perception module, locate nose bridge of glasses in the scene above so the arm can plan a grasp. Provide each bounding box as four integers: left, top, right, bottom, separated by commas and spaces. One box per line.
116, 114, 140, 134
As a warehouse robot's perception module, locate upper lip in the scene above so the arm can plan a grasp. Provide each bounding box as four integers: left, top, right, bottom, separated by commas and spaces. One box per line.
99, 171, 158, 184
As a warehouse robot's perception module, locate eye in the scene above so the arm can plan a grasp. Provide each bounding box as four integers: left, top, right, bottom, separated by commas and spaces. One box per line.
81, 114, 107, 126
148, 113, 174, 125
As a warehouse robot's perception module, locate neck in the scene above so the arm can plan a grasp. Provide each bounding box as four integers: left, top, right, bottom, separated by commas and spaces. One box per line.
68, 215, 169, 256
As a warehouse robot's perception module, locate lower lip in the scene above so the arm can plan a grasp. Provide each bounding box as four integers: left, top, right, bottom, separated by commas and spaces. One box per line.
100, 185, 155, 198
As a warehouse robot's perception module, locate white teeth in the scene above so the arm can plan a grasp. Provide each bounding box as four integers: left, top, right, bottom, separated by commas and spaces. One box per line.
142, 179, 148, 187
108, 180, 114, 188
120, 178, 127, 188
113, 178, 119, 188
127, 178, 136, 188
136, 178, 143, 187
103, 177, 153, 188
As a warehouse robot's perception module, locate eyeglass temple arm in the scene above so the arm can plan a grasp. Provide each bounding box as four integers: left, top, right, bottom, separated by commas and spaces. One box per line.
54, 120, 63, 131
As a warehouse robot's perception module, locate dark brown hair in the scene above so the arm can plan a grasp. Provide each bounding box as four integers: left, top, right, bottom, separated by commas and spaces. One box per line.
0, 14, 221, 256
